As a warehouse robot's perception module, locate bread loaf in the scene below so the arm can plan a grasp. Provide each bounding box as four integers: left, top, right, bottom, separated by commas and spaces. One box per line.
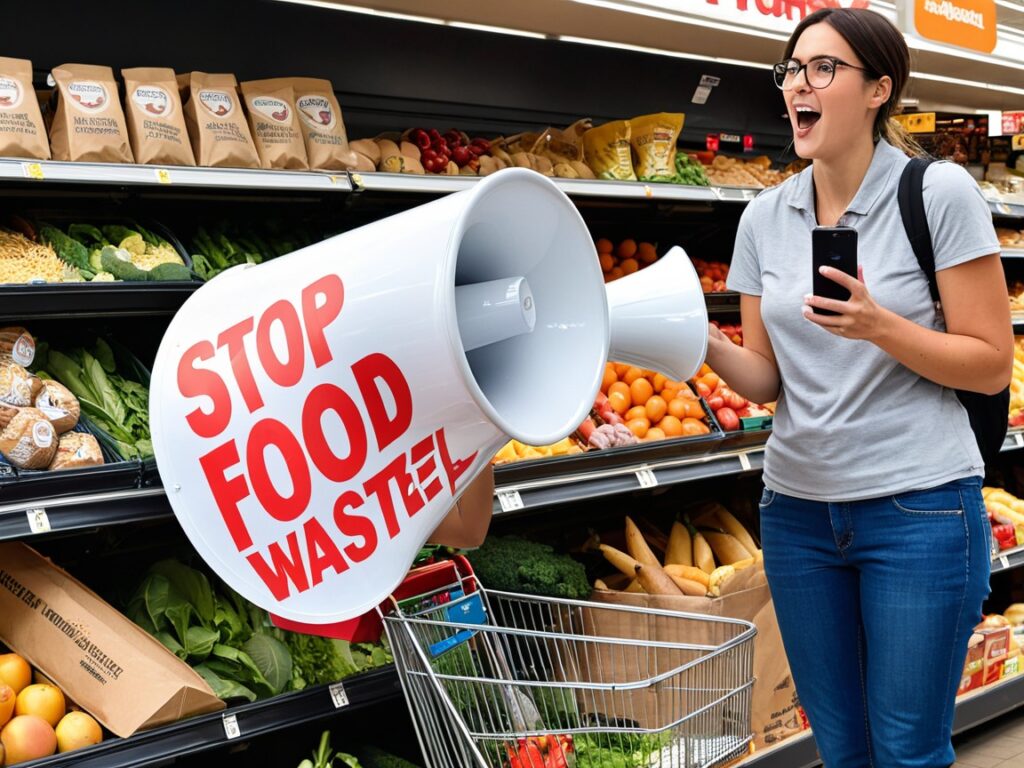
0, 363, 43, 407
49, 431, 104, 471
0, 327, 35, 367
34, 379, 80, 434
0, 401, 17, 431
0, 407, 57, 469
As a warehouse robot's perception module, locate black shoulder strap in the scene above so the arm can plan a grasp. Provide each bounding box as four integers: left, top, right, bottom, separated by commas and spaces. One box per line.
897, 156, 940, 303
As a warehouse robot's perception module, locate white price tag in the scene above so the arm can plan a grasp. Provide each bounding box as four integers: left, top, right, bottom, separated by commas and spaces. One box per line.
1014, 432, 1023, 448
691, 85, 712, 105
222, 714, 241, 740
496, 489, 524, 513
328, 682, 349, 709
700, 75, 721, 87
22, 162, 44, 180
155, 168, 172, 184
635, 468, 658, 488
26, 508, 50, 534
738, 453, 752, 472
999, 555, 1010, 570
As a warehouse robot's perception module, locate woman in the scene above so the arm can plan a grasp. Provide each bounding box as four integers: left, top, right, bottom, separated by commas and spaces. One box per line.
709, 8, 1011, 767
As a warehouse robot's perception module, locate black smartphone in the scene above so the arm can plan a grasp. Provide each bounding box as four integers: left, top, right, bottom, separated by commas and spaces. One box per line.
811, 227, 858, 316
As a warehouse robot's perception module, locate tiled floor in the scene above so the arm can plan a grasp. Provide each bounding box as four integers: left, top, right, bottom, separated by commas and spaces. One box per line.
953, 706, 1024, 767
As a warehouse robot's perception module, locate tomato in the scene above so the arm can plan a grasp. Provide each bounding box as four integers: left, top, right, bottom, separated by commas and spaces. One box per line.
716, 407, 740, 431
706, 395, 725, 411
695, 381, 712, 399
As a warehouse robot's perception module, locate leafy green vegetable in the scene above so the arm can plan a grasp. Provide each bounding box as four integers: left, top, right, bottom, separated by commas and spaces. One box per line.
465, 535, 590, 599
357, 745, 421, 768
300, 731, 363, 768
100, 245, 149, 281
148, 262, 193, 281
39, 224, 90, 272
573, 732, 673, 768
243, 633, 292, 695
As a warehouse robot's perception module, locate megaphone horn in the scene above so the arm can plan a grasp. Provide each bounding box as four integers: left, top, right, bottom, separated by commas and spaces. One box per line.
605, 245, 708, 382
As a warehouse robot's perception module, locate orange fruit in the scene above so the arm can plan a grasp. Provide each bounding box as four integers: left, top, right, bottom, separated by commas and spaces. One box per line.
15, 685, 64, 728
638, 242, 658, 264
683, 418, 710, 436
658, 415, 684, 437
608, 381, 630, 400
617, 239, 638, 259
0, 656, 31, 696
630, 377, 654, 407
645, 395, 667, 423
0, 684, 14, 728
652, 373, 667, 393
623, 367, 644, 385
667, 398, 687, 420
645, 427, 666, 442
626, 405, 648, 422
620, 258, 639, 275
614, 362, 630, 378
609, 267, 624, 280
599, 253, 614, 272
55, 711, 102, 753
685, 400, 706, 420
626, 417, 650, 438
602, 364, 618, 390
660, 386, 679, 402
702, 372, 721, 391
596, 238, 613, 254
699, 363, 712, 376
608, 390, 631, 415
1, 715, 56, 764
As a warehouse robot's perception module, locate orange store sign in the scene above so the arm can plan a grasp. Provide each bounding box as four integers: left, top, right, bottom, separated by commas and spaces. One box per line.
657, 1, 873, 35
909, 0, 997, 53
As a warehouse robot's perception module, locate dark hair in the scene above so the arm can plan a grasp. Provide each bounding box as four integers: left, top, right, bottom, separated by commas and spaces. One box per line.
784, 8, 921, 156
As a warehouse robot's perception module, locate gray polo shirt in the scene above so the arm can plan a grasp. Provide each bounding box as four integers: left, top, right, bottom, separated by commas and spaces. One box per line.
727, 139, 999, 501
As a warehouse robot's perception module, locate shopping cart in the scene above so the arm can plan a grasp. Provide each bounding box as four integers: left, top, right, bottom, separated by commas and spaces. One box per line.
378, 556, 757, 768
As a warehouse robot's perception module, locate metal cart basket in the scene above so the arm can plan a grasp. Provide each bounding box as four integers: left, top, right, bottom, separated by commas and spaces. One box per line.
379, 557, 756, 768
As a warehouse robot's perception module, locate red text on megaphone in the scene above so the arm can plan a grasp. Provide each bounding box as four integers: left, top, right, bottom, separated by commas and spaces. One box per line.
174, 273, 476, 601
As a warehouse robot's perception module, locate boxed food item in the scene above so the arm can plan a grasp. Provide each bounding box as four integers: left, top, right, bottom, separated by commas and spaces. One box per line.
121, 67, 195, 166
0, 542, 224, 737
181, 72, 259, 168
958, 634, 985, 694
49, 64, 134, 163
240, 79, 309, 170
0, 56, 51, 159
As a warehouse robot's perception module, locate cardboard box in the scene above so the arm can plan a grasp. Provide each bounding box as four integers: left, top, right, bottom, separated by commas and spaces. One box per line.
958, 637, 985, 695
0, 542, 224, 737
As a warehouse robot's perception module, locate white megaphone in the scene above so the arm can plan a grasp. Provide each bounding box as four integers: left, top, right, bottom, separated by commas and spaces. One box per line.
150, 168, 707, 625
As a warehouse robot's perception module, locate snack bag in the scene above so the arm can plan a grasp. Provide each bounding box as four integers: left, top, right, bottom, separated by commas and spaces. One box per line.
182, 72, 259, 168
50, 64, 134, 163
630, 113, 684, 181
240, 79, 309, 170
122, 67, 195, 166
0, 57, 50, 159
279, 77, 358, 170
583, 120, 636, 181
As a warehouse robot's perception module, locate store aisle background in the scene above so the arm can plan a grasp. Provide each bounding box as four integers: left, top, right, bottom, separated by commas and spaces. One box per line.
954, 707, 1024, 766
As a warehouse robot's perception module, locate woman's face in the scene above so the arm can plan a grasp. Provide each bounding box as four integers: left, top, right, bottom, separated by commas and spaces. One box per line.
783, 22, 884, 160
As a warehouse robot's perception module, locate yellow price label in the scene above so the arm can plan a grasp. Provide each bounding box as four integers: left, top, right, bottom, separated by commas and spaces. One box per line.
350, 173, 364, 191
155, 169, 172, 184
22, 163, 44, 180
1012, 134, 1024, 151
894, 112, 936, 134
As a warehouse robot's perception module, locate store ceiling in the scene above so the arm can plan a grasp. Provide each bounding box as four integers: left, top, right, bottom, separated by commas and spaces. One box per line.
282, 0, 1024, 112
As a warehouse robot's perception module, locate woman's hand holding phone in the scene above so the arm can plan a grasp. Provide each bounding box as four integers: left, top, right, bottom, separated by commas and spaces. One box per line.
803, 264, 887, 341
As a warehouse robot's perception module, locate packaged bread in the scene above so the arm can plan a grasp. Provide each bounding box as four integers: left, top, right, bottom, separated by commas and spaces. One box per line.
182, 72, 259, 168
48, 431, 104, 471
240, 79, 309, 170
50, 64, 134, 163
583, 120, 636, 181
34, 379, 80, 433
0, 326, 35, 367
281, 76, 358, 170
0, 57, 51, 160
122, 67, 196, 166
0, 362, 42, 407
630, 113, 683, 181
0, 407, 57, 469
0, 401, 17, 431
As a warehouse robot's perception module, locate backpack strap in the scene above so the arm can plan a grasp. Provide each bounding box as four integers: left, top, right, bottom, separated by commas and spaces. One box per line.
897, 156, 940, 303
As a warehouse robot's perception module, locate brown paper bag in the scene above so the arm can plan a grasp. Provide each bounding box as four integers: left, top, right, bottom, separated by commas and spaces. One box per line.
280, 77, 358, 170
0, 542, 224, 737
586, 563, 804, 750
50, 64, 133, 163
0, 57, 50, 159
122, 67, 195, 166
240, 80, 309, 170
182, 72, 259, 168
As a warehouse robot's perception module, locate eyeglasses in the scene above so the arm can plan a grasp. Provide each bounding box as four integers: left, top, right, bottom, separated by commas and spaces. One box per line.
773, 56, 870, 91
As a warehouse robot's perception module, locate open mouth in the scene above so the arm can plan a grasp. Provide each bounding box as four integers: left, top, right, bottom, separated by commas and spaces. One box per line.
796, 109, 821, 130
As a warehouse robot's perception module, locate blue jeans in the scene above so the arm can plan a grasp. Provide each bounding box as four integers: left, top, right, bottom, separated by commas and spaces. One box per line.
759, 476, 991, 768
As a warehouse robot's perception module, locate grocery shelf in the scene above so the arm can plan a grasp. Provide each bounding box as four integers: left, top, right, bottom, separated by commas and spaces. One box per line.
31, 668, 401, 768
0, 282, 199, 321
991, 543, 1024, 574
737, 673, 1024, 768
990, 200, 1024, 219
0, 158, 351, 192
349, 170, 479, 193
493, 445, 765, 515
705, 291, 741, 314
1003, 248, 1024, 259
0, 486, 170, 541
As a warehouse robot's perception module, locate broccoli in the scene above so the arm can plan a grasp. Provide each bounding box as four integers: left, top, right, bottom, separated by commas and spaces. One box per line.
356, 746, 421, 768
465, 535, 590, 599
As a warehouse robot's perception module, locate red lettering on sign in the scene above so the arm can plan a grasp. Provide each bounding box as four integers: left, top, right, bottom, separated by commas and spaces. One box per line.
362, 453, 416, 539
302, 274, 344, 368
302, 383, 367, 483
217, 317, 264, 413
246, 531, 309, 600
435, 428, 478, 495
410, 435, 443, 502
304, 516, 349, 587
247, 418, 312, 522
257, 300, 305, 387
353, 353, 413, 452
199, 440, 252, 551
178, 340, 232, 438
333, 491, 378, 563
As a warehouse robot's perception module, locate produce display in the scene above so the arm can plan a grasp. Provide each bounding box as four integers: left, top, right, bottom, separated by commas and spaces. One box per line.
710, 320, 743, 347
982, 487, 1024, 550
595, 238, 659, 283
998, 227, 1023, 249
692, 364, 774, 433
702, 155, 806, 188
0, 651, 104, 764
465, 536, 591, 600
294, 730, 422, 768
595, 509, 761, 598
492, 437, 585, 463
33, 337, 152, 460
692, 257, 730, 293
188, 220, 326, 281
1009, 281, 1024, 316
596, 363, 713, 442
1010, 337, 1024, 427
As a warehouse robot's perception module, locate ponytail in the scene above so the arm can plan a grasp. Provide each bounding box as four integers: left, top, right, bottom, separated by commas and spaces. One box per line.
879, 115, 925, 158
